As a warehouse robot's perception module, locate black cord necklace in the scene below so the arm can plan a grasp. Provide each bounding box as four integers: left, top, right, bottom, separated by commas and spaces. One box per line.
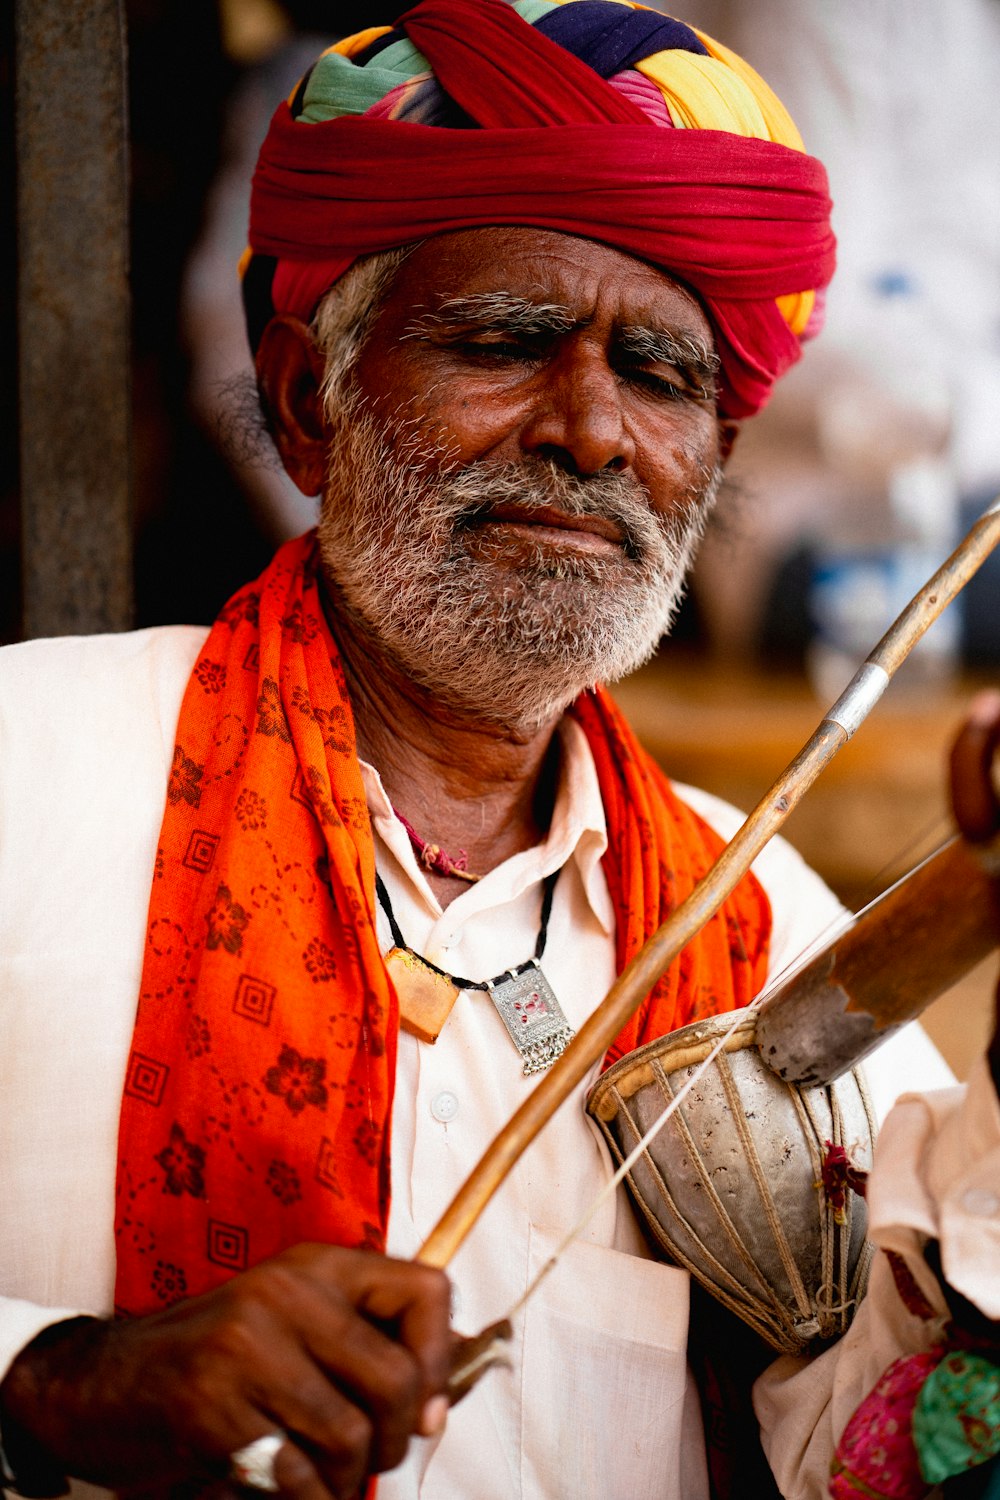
375, 870, 575, 1075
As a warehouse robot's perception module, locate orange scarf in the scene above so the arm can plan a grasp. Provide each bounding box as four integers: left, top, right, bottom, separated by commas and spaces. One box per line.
114, 534, 769, 1314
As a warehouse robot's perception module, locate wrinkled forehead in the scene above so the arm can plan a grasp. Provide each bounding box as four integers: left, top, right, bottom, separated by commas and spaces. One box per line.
369, 226, 716, 353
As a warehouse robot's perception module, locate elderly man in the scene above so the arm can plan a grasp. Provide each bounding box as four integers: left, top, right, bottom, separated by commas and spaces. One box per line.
1, 2, 998, 1498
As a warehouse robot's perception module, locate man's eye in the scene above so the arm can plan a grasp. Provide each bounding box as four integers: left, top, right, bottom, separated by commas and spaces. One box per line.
627, 365, 687, 398
458, 336, 539, 360
627, 365, 713, 403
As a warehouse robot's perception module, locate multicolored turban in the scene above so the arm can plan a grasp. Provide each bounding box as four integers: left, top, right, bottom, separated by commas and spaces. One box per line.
244, 0, 836, 418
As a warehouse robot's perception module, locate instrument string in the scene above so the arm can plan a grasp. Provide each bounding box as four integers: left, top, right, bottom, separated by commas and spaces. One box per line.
503, 1006, 746, 1320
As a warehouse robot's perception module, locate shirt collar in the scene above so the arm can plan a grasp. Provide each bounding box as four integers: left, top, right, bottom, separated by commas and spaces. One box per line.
359, 715, 614, 935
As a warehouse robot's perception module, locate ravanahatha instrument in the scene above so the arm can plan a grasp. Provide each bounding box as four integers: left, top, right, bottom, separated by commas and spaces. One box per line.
427, 500, 1000, 1385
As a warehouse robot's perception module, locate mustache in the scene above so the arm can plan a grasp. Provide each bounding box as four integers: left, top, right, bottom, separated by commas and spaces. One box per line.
421, 459, 713, 565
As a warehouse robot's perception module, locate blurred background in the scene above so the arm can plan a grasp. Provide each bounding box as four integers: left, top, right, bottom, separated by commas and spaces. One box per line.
6, 0, 1000, 1072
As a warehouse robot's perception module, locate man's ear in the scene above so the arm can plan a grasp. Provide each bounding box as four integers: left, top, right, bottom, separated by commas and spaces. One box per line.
717, 418, 740, 467
255, 316, 328, 497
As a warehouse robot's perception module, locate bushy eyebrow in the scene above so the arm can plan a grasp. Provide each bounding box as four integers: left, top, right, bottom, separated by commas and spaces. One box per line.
403, 294, 719, 391
618, 324, 720, 389
404, 293, 578, 339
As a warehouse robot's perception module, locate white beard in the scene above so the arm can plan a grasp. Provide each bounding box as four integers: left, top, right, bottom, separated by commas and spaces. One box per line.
317, 396, 719, 732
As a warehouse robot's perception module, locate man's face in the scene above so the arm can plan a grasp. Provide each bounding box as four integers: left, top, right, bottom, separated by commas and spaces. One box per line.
316, 227, 725, 729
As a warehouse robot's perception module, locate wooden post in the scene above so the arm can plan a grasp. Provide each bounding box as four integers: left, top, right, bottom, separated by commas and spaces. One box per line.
16, 0, 132, 637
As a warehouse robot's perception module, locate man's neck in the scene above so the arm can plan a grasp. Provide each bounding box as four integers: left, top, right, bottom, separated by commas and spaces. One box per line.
333, 615, 563, 909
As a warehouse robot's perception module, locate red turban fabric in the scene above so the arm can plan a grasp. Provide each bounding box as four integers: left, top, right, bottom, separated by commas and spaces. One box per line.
247, 0, 835, 417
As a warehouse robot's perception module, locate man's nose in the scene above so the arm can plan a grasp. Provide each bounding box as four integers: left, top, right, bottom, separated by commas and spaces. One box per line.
519, 348, 634, 478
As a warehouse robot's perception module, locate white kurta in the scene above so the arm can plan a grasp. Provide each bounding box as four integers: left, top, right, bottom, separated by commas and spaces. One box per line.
0, 627, 984, 1500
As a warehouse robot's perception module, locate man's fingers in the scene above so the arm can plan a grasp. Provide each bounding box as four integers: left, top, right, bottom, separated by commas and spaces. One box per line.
271, 1403, 372, 1500
274, 1327, 410, 1478
193, 1248, 451, 1481
226, 1247, 449, 1476
272, 1245, 451, 1397
416, 1393, 449, 1438
353, 1258, 453, 1396
291, 1252, 451, 1470
0, 1247, 452, 1494
950, 689, 1000, 843
269, 1441, 337, 1500
235, 1428, 360, 1500
953, 693, 1000, 1097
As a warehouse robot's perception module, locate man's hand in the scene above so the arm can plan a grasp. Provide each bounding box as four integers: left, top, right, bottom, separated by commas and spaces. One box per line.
949, 689, 1000, 1096
0, 1245, 452, 1500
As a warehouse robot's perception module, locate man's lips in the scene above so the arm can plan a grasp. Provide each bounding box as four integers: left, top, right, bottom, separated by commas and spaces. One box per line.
470, 504, 626, 551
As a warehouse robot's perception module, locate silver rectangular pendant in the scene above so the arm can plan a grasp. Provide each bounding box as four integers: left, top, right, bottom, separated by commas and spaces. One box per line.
486, 961, 575, 1076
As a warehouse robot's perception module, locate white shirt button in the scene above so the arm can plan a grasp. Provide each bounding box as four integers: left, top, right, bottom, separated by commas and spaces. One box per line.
961, 1187, 1000, 1218
430, 1090, 459, 1124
